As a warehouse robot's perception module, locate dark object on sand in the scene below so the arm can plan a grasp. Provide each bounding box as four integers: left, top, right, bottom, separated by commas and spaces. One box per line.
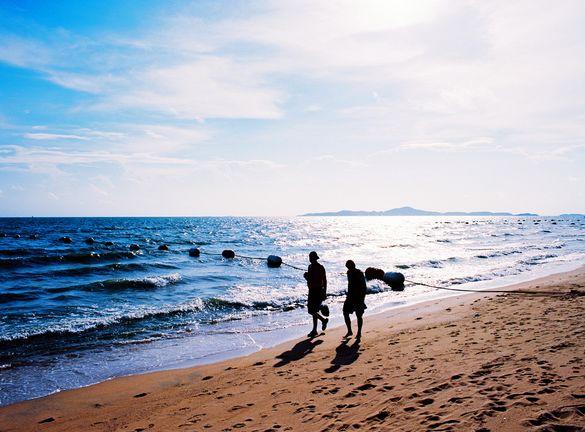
365, 267, 385, 281
222, 249, 235, 259
59, 236, 72, 243
158, 244, 169, 251
129, 243, 140, 251
104, 241, 114, 246
189, 247, 201, 257
85, 237, 95, 244
29, 234, 39, 239
383, 272, 405, 291
267, 255, 282, 268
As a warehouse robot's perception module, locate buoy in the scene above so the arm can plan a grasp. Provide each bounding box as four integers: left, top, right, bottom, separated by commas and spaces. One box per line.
365, 267, 385, 281
188, 247, 201, 257
267, 255, 282, 268
158, 244, 169, 251
222, 249, 235, 259
29, 234, 39, 239
129, 244, 140, 251
382, 272, 405, 291
59, 236, 72, 244
13, 234, 21, 239
85, 237, 95, 244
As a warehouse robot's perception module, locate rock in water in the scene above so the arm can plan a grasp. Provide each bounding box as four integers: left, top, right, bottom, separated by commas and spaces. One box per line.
383, 272, 405, 291
104, 241, 114, 246
188, 248, 201, 257
129, 244, 140, 251
85, 237, 95, 244
59, 236, 72, 244
267, 255, 282, 268
158, 244, 169, 251
365, 267, 385, 281
222, 249, 235, 259
29, 234, 39, 239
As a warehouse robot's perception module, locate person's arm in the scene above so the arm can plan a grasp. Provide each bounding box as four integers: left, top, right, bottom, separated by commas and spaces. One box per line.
361, 272, 367, 296
322, 265, 327, 290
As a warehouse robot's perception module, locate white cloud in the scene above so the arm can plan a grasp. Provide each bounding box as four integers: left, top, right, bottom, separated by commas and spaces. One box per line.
23, 133, 89, 141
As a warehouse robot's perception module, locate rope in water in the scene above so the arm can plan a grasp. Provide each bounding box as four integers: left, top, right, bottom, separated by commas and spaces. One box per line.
404, 279, 583, 296
199, 250, 307, 270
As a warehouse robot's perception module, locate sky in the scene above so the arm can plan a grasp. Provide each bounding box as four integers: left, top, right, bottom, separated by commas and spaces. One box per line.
0, 0, 584, 216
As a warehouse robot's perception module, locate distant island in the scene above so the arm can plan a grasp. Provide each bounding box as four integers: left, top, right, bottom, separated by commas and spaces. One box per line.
302, 206, 540, 217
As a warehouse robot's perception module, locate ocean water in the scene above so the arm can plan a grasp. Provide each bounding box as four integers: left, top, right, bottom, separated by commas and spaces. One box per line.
0, 216, 584, 406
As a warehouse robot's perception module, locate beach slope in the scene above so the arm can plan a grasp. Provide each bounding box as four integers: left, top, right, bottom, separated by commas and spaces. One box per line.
1, 269, 584, 431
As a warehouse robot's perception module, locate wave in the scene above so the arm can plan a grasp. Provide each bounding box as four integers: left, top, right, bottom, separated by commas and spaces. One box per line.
475, 250, 523, 259
0, 248, 45, 257
0, 251, 138, 269
45, 262, 179, 277
0, 292, 39, 304
46, 273, 182, 293
398, 257, 459, 269
519, 254, 557, 266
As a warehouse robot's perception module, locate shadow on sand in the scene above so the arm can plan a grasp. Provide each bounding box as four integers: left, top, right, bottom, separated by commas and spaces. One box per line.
325, 339, 361, 373
274, 337, 324, 367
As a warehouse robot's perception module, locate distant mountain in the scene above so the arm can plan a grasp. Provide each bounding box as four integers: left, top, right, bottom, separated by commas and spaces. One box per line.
302, 206, 539, 217
559, 213, 585, 217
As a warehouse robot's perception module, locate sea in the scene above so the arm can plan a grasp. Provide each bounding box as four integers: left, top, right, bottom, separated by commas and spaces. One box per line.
1, 216, 584, 406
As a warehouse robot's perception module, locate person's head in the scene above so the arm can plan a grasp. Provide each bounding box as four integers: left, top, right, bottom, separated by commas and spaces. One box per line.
345, 259, 356, 270
309, 251, 319, 263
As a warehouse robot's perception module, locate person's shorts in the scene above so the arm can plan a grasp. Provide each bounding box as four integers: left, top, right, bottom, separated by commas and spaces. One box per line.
307, 296, 322, 315
343, 298, 366, 315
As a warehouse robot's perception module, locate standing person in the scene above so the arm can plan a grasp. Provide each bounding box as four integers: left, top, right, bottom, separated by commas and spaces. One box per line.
304, 251, 328, 338
343, 260, 367, 341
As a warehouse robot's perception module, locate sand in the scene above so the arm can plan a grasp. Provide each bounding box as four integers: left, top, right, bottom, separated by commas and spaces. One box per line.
1, 268, 584, 431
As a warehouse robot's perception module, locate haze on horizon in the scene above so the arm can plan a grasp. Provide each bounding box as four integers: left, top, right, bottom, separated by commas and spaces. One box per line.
0, 0, 584, 217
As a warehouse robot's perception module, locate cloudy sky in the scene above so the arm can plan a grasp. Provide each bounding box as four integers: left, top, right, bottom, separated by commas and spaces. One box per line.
0, 0, 583, 216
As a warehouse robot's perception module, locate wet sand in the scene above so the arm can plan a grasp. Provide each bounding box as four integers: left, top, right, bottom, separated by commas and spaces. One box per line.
1, 268, 584, 431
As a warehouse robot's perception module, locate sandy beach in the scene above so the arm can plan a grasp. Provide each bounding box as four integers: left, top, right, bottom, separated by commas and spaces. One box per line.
1, 268, 584, 432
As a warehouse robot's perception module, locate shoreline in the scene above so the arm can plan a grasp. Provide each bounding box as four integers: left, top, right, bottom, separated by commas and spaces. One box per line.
1, 266, 584, 431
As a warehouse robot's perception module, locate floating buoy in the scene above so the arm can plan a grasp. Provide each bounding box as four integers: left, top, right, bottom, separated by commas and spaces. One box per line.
383, 272, 405, 291
85, 237, 95, 244
365, 267, 385, 281
222, 249, 235, 259
129, 244, 140, 251
59, 236, 72, 244
188, 247, 201, 257
158, 244, 169, 251
267, 255, 282, 268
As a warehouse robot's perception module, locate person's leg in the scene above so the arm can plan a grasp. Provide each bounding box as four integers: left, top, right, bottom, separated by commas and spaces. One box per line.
309, 314, 318, 336
343, 312, 353, 337
356, 311, 363, 340
313, 312, 325, 322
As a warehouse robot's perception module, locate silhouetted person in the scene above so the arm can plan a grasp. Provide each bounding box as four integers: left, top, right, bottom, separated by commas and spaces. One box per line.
343, 260, 367, 341
304, 251, 328, 338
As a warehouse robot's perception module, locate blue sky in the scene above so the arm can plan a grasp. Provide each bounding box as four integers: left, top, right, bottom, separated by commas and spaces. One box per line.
0, 0, 584, 216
